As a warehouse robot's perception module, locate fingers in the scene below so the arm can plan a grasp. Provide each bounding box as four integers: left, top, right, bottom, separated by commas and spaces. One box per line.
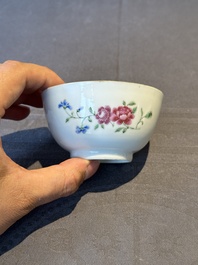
13, 90, 43, 108
2, 105, 30, 120
0, 60, 64, 118
3, 90, 43, 120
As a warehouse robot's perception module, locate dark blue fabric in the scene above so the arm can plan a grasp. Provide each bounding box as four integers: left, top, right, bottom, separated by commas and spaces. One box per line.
0, 127, 149, 255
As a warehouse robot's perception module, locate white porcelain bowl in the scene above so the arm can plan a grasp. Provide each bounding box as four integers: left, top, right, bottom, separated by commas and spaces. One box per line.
42, 81, 163, 163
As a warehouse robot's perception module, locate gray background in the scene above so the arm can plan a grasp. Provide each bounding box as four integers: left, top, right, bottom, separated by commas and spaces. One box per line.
0, 0, 198, 264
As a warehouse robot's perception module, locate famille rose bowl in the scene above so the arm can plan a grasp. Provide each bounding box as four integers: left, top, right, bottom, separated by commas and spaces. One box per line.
42, 81, 163, 163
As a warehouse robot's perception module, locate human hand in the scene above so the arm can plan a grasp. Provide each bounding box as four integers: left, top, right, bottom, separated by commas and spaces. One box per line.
0, 61, 99, 235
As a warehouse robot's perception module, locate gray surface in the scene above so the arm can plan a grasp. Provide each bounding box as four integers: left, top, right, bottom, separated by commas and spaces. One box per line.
0, 0, 198, 264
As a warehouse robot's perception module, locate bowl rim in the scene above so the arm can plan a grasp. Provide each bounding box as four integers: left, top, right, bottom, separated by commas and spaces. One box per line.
42, 80, 164, 96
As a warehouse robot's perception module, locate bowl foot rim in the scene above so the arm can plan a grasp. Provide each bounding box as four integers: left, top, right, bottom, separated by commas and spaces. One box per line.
70, 149, 133, 163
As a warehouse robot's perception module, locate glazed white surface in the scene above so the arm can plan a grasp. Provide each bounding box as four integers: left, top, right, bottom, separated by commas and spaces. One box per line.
42, 81, 163, 162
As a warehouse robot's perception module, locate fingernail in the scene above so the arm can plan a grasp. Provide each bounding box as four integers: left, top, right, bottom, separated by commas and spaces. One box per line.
85, 160, 100, 180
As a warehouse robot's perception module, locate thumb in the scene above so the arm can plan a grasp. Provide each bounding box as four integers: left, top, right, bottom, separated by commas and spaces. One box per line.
0, 150, 99, 234
28, 158, 100, 207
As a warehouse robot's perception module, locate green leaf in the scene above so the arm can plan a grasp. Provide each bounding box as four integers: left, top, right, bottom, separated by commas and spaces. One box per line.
122, 128, 127, 133
94, 124, 99, 130
145, 111, 152, 119
127, 101, 136, 106
122, 100, 126, 106
101, 124, 105, 129
115, 127, 124, 132
132, 107, 137, 113
141, 108, 143, 116
89, 107, 94, 114
65, 118, 70, 123
88, 117, 92, 122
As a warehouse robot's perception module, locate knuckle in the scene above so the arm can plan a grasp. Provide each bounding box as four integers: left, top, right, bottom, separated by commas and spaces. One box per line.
63, 169, 85, 196
3, 60, 22, 68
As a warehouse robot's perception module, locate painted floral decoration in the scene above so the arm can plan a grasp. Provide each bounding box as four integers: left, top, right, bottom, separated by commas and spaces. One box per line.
58, 99, 152, 134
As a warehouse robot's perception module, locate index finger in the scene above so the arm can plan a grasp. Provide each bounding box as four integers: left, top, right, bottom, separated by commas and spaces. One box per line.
0, 60, 64, 118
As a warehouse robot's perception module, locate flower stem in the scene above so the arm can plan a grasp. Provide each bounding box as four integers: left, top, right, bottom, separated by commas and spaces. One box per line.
135, 108, 144, 129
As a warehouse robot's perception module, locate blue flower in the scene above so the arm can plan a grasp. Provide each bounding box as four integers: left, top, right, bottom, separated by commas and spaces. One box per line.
76, 125, 89, 134
58, 99, 72, 110
77, 106, 84, 112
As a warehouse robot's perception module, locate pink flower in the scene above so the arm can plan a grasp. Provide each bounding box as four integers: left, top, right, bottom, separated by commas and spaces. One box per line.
111, 106, 134, 125
96, 106, 111, 124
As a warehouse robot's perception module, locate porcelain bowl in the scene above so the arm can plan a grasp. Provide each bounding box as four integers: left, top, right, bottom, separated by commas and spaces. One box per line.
42, 81, 163, 163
